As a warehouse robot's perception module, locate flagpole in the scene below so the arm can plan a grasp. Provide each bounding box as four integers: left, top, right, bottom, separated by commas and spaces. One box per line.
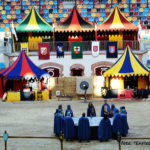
53, 24, 55, 52
95, 22, 97, 41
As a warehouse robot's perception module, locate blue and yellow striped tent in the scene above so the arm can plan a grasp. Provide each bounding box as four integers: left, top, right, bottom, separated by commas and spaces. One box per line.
104, 46, 149, 77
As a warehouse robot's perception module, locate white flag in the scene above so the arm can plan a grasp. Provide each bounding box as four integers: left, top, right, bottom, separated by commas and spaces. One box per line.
138, 20, 141, 43
91, 41, 99, 57
12, 21, 18, 41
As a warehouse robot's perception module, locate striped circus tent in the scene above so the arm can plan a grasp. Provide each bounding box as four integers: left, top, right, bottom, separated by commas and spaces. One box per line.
55, 6, 94, 32
0, 51, 49, 79
16, 7, 53, 32
97, 6, 138, 32
104, 46, 149, 77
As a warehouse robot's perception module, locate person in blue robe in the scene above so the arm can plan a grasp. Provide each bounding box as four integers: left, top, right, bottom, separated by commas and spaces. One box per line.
64, 112, 75, 140
112, 110, 122, 139
101, 100, 110, 117
54, 109, 64, 136
58, 104, 64, 116
120, 110, 129, 137
65, 105, 73, 117
110, 104, 117, 118
119, 106, 127, 115
87, 102, 96, 117
78, 113, 90, 141
98, 115, 112, 141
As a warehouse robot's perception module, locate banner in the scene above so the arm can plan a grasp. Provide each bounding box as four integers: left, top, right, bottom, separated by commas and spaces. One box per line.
124, 41, 133, 49
38, 43, 50, 60
21, 43, 29, 56
56, 42, 64, 58
91, 41, 99, 57
71, 42, 83, 59
106, 42, 118, 58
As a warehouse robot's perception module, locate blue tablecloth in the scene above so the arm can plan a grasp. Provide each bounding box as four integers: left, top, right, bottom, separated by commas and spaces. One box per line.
72, 117, 113, 127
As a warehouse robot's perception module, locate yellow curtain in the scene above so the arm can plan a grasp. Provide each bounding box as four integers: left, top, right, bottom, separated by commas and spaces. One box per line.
20, 42, 29, 55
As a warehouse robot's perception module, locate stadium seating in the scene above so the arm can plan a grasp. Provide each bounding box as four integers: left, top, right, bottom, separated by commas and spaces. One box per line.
0, 0, 150, 32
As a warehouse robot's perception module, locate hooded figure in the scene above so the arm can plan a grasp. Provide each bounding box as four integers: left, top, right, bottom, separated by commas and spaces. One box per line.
65, 105, 73, 117
112, 110, 122, 138
54, 109, 64, 135
78, 113, 90, 141
101, 100, 110, 117
119, 106, 127, 115
64, 112, 75, 140
120, 110, 129, 137
58, 104, 64, 116
110, 104, 117, 117
98, 115, 112, 141
87, 102, 96, 117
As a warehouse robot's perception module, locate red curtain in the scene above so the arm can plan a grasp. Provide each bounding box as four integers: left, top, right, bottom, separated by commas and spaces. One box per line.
0, 78, 3, 97
13, 80, 23, 92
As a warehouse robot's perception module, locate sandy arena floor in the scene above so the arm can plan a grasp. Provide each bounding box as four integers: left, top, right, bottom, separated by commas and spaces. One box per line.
0, 99, 150, 150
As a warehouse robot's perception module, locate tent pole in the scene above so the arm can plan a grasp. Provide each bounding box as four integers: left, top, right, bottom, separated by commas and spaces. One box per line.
53, 25, 55, 52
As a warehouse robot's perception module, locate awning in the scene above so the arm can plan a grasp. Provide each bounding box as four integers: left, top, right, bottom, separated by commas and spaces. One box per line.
16, 7, 53, 32
97, 6, 138, 32
104, 46, 149, 77
55, 6, 94, 33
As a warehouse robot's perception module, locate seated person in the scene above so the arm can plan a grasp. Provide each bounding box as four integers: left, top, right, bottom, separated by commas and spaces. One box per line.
87, 102, 96, 117
54, 109, 64, 136
64, 112, 75, 140
65, 105, 73, 117
112, 110, 122, 139
110, 104, 117, 118
101, 100, 110, 117
58, 104, 64, 116
98, 114, 112, 141
78, 113, 90, 142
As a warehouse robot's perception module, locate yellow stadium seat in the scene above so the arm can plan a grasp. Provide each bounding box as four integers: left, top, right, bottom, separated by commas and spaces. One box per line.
108, 0, 111, 3
124, 12, 129, 17
5, 28, 10, 32
1, 24, 5, 28
28, 5, 32, 9
148, 12, 150, 16
12, 1, 16, 5
54, 14, 58, 18
3, 19, 8, 23
49, 14, 54, 18
131, 0, 136, 3
122, 0, 127, 3
10, 10, 15, 14
51, 18, 55, 22
77, 5, 82, 9
26, 1, 30, 5
91, 13, 96, 17
119, 4, 123, 8
113, 0, 117, 3
148, 0, 150, 2
127, 17, 131, 21
58, 9, 63, 13
99, 17, 103, 21
0, 6, 3, 10
63, 13, 68, 18
25, 10, 30, 14
1, 10, 6, 14
132, 17, 137, 21
139, 8, 144, 12
101, 4, 105, 8
123, 4, 128, 8
49, 1, 53, 5
78, 8, 82, 13
60, 18, 65, 22
7, 15, 12, 19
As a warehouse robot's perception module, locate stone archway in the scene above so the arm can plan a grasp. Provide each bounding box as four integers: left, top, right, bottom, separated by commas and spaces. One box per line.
91, 61, 113, 76
70, 64, 85, 76
39, 62, 64, 77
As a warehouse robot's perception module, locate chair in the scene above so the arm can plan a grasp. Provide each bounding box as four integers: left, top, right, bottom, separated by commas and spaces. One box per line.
37, 91, 43, 100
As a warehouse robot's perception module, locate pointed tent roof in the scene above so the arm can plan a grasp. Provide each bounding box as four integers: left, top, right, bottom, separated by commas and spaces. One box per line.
16, 7, 53, 32
97, 6, 138, 32
55, 6, 94, 32
104, 46, 149, 77
0, 51, 49, 79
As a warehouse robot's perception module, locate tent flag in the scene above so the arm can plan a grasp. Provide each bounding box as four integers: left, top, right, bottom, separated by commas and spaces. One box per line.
12, 21, 18, 41
56, 42, 64, 58
91, 41, 99, 57
21, 43, 29, 56
38, 43, 50, 60
106, 42, 118, 58
71, 42, 83, 59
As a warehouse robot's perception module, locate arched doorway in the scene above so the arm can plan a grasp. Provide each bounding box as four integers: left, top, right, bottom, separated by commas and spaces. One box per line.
70, 64, 84, 76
